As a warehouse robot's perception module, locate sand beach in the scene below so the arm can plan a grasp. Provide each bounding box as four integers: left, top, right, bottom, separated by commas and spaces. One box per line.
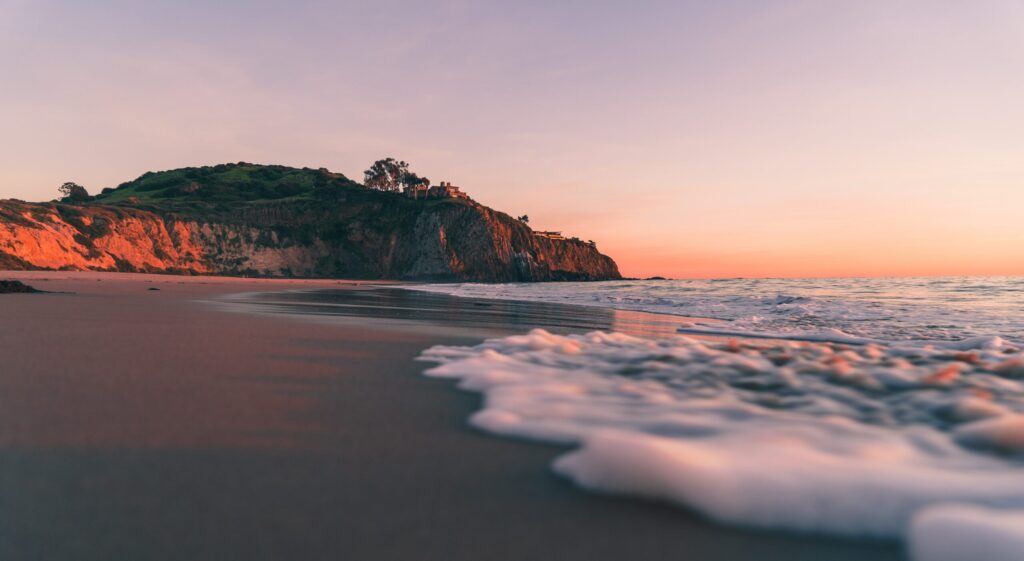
0, 272, 902, 560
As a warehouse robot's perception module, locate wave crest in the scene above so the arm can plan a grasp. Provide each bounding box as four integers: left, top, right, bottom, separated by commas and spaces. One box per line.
420, 329, 1024, 545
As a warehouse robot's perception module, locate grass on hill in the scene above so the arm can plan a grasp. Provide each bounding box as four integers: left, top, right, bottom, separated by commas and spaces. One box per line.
92, 163, 364, 205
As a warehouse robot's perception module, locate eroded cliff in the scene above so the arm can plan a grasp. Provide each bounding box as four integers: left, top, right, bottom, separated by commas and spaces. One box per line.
0, 188, 620, 281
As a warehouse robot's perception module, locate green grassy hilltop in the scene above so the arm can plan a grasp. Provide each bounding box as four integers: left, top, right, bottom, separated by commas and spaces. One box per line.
94, 163, 362, 205
86, 162, 474, 220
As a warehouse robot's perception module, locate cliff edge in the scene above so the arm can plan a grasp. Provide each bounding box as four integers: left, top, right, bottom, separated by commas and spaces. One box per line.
0, 164, 621, 282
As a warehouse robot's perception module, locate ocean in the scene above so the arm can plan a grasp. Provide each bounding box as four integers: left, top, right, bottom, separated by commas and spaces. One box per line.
408, 277, 1024, 346
410, 277, 1024, 560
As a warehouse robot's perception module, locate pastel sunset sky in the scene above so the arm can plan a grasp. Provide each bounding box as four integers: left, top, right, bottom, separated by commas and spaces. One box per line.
2, 0, 1022, 278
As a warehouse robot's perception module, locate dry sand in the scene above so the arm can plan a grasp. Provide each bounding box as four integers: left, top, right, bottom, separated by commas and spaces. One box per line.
0, 271, 902, 560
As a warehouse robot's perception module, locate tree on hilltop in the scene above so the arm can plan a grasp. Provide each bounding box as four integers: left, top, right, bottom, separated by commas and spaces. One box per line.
404, 171, 430, 189
364, 158, 428, 192
517, 215, 530, 224
364, 158, 407, 192
57, 182, 90, 202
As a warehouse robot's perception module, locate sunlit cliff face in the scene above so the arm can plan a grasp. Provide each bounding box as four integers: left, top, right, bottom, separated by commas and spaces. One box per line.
0, 202, 328, 275
0, 199, 620, 281
0, 206, 210, 272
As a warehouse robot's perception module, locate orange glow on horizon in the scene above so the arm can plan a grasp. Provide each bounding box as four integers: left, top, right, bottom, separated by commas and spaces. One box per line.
2, 2, 1023, 280
597, 220, 1024, 280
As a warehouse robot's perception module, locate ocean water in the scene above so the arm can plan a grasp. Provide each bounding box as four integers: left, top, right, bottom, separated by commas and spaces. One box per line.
408, 277, 1024, 346
412, 277, 1024, 560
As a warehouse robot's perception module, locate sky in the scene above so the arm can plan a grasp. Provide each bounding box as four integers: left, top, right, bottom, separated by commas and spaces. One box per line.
1, 0, 1023, 278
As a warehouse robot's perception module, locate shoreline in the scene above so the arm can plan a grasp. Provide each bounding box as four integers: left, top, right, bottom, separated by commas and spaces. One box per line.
0, 271, 901, 560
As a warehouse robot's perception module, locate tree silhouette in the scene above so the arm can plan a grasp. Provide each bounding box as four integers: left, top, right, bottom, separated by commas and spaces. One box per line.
403, 171, 429, 189
364, 158, 429, 192
57, 182, 90, 202
364, 158, 408, 192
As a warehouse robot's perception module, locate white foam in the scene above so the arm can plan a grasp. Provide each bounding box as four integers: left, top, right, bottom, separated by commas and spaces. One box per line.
909, 504, 1024, 561
554, 430, 1024, 537
954, 414, 1024, 454
420, 329, 1024, 540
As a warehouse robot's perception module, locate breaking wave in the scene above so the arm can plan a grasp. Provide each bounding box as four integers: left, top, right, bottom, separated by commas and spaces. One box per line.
419, 329, 1024, 559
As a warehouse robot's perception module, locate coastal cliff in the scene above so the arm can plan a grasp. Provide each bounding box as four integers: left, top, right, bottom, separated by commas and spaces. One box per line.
0, 164, 620, 281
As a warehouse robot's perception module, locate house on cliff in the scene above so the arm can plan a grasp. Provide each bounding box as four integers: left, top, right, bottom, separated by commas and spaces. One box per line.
403, 181, 469, 200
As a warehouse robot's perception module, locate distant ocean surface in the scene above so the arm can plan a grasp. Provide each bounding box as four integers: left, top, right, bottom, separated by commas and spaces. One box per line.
408, 276, 1024, 346
411, 277, 1024, 559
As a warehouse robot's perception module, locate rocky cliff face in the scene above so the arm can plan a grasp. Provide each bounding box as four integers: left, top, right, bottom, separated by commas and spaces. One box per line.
0, 198, 620, 282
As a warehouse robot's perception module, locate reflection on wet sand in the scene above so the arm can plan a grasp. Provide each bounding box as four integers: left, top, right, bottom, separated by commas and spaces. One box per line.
228, 287, 698, 339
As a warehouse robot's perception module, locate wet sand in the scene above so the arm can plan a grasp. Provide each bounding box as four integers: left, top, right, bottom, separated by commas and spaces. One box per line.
0, 272, 903, 560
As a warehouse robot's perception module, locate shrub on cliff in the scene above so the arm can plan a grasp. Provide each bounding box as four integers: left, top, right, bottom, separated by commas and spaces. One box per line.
58, 182, 90, 202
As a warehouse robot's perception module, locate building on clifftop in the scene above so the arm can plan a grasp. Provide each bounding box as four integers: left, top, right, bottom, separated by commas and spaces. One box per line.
404, 180, 469, 200
403, 180, 431, 199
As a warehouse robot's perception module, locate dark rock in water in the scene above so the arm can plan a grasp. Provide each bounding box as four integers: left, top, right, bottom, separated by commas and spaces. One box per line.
645, 276, 668, 281
0, 280, 40, 293
147, 287, 160, 291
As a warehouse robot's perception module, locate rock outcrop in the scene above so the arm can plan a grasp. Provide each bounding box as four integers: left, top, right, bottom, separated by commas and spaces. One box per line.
0, 279, 40, 293
0, 196, 620, 282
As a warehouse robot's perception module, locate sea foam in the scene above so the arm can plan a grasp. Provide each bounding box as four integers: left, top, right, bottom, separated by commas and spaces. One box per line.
419, 329, 1024, 549
909, 505, 1024, 561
